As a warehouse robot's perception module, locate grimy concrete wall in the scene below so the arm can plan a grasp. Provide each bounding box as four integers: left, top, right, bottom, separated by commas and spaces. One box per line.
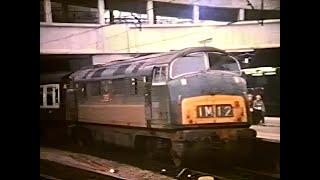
124, 20, 280, 53
40, 19, 279, 55
40, 23, 106, 54
153, 0, 280, 10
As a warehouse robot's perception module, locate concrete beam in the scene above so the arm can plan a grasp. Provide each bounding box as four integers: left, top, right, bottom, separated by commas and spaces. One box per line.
44, 0, 52, 23
125, 20, 280, 53
40, 20, 280, 54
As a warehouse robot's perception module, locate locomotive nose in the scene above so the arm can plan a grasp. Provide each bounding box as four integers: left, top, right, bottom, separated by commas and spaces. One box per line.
209, 74, 246, 94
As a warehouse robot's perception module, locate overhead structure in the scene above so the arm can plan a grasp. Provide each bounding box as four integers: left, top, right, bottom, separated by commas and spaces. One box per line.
153, 0, 279, 10
41, 0, 280, 24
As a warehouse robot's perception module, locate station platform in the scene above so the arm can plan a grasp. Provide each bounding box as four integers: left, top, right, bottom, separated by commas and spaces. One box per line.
250, 117, 280, 143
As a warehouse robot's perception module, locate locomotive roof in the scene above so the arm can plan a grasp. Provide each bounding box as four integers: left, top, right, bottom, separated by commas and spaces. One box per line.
70, 47, 226, 82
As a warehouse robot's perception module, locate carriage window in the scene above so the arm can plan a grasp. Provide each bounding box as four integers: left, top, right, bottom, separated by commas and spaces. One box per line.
40, 84, 60, 108
170, 53, 206, 79
55, 88, 59, 104
152, 66, 168, 85
47, 87, 53, 106
208, 53, 241, 75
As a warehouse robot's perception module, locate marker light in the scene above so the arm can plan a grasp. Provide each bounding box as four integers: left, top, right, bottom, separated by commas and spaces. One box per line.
181, 78, 187, 86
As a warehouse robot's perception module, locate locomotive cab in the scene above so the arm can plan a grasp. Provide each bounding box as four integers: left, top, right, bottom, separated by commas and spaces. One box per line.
150, 50, 249, 128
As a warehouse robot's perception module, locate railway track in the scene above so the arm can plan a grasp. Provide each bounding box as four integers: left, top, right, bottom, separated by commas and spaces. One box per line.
41, 143, 279, 180
40, 173, 62, 180
40, 159, 122, 180
41, 158, 279, 180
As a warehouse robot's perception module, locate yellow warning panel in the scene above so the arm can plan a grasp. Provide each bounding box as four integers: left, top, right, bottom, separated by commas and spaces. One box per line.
181, 95, 247, 125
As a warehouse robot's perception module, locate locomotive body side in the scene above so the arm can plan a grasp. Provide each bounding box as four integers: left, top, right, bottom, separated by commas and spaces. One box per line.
65, 47, 256, 165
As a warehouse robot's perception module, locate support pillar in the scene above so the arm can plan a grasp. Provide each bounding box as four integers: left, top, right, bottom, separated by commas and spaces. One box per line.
61, 0, 69, 23
98, 0, 106, 25
193, 4, 200, 23
44, 0, 52, 23
147, 0, 154, 24
109, 10, 114, 24
260, 0, 264, 25
238, 8, 245, 21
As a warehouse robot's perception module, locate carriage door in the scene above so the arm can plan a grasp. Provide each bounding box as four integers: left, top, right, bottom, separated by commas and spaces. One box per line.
40, 84, 60, 109
151, 65, 170, 126
40, 84, 60, 120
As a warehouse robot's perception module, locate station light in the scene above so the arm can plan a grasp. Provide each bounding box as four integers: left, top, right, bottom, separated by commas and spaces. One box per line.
259, 67, 276, 72
226, 49, 254, 53
242, 67, 279, 76
264, 72, 277, 75
251, 73, 263, 76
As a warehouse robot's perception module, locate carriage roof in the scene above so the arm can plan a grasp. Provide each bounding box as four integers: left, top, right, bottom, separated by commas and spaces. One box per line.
41, 71, 73, 84
70, 47, 226, 82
